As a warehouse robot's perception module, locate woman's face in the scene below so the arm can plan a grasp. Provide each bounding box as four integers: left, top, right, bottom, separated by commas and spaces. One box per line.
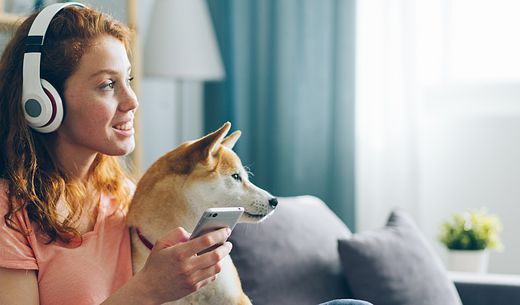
57, 35, 138, 157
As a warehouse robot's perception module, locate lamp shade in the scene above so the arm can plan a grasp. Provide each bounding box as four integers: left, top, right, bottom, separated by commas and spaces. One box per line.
144, 0, 225, 80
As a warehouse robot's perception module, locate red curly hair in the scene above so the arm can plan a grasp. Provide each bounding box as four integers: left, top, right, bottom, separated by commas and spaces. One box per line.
0, 6, 134, 244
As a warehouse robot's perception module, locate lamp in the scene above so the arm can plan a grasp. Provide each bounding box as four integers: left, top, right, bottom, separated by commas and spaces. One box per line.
144, 0, 224, 142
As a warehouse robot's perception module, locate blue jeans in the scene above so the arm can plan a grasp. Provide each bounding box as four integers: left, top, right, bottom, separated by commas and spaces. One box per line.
319, 300, 373, 305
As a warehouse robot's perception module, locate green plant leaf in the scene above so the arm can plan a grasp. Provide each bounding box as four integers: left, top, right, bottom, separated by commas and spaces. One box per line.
438, 209, 503, 251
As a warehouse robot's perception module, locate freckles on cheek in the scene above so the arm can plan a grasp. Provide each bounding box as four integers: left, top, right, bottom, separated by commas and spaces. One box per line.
85, 110, 111, 136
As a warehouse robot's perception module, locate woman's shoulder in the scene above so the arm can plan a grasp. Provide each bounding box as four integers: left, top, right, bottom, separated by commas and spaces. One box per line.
0, 178, 30, 232
0, 178, 38, 270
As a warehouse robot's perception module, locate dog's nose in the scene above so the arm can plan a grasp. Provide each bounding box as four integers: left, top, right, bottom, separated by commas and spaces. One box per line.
269, 198, 278, 209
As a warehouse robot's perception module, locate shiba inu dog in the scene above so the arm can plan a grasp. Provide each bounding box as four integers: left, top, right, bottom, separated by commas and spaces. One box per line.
127, 122, 277, 305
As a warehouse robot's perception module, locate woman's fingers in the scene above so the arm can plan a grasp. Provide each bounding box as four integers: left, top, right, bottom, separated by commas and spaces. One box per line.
135, 227, 232, 303
167, 227, 231, 259
192, 242, 233, 270
163, 230, 232, 286
174, 241, 233, 281
167, 239, 231, 294
185, 263, 222, 290
152, 227, 191, 251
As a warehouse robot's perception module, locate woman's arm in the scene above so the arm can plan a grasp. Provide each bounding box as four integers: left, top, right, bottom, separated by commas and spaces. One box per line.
101, 227, 232, 305
0, 227, 231, 305
0, 267, 39, 305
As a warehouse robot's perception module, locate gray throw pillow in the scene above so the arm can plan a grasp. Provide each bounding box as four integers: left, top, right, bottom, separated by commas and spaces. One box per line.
229, 196, 353, 305
337, 210, 462, 305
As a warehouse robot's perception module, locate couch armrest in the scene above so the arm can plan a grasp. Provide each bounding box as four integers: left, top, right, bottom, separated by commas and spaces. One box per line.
449, 272, 520, 305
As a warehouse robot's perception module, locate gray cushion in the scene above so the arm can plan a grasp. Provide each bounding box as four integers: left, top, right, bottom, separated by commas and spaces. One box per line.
337, 210, 462, 305
230, 196, 352, 305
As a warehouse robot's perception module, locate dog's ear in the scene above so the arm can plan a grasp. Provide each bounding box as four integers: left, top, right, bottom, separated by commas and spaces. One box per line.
206, 122, 231, 156
191, 122, 231, 161
165, 122, 232, 174
221, 130, 241, 150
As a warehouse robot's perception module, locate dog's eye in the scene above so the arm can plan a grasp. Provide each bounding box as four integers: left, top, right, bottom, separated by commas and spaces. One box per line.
231, 173, 242, 182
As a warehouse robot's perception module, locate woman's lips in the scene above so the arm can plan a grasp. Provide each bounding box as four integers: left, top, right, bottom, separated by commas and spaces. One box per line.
112, 121, 134, 136
113, 121, 133, 131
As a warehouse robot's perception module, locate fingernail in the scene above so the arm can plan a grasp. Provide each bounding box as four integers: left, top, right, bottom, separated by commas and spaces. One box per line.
226, 241, 233, 251
226, 228, 232, 236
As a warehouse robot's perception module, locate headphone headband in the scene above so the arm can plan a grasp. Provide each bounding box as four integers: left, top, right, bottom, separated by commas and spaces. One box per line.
22, 2, 86, 133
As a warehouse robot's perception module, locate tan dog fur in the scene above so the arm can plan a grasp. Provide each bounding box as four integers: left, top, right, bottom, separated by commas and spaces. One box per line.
127, 122, 276, 305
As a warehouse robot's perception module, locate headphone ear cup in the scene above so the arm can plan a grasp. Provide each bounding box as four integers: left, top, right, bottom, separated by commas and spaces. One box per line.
22, 2, 85, 133
36, 79, 64, 133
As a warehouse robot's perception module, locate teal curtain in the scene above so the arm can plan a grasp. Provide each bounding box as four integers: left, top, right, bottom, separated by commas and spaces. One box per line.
205, 0, 356, 228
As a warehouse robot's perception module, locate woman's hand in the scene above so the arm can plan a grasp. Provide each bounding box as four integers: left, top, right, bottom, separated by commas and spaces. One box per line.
133, 227, 233, 304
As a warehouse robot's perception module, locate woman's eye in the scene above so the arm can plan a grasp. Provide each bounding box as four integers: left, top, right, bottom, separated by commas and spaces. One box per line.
231, 173, 242, 182
126, 76, 134, 87
100, 80, 116, 90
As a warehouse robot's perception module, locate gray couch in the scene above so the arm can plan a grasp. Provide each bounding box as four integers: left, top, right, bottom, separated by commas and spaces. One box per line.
452, 272, 520, 305
229, 196, 520, 305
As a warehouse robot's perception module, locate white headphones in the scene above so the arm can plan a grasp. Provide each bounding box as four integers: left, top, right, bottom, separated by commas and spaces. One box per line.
22, 2, 85, 133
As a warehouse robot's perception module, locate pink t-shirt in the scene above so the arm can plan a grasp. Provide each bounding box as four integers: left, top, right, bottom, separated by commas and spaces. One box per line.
0, 180, 133, 305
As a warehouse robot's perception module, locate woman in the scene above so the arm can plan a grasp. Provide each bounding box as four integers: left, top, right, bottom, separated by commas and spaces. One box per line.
0, 4, 232, 305
0, 4, 370, 305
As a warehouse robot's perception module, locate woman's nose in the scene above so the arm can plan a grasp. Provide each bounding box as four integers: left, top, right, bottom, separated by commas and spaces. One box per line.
119, 86, 139, 112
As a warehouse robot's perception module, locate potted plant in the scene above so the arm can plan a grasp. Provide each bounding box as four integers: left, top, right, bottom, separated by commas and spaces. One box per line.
438, 209, 502, 273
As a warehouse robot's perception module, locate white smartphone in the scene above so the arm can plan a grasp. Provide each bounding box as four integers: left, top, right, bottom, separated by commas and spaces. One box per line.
190, 207, 245, 240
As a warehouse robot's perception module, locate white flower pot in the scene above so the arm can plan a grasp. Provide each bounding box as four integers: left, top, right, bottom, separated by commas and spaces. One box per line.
447, 249, 489, 273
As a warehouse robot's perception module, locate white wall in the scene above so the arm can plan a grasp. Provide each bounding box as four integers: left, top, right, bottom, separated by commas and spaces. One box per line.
358, 84, 520, 275
418, 85, 520, 274
356, 0, 520, 275
137, 0, 204, 170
